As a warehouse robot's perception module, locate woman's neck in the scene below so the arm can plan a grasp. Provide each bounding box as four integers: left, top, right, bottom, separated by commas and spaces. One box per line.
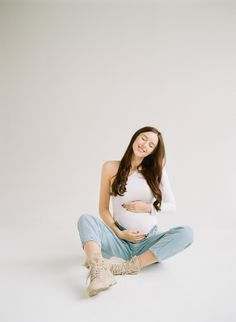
130, 155, 143, 171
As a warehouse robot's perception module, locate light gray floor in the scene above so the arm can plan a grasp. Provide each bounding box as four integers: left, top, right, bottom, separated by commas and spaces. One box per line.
1, 215, 235, 322
1, 2, 235, 321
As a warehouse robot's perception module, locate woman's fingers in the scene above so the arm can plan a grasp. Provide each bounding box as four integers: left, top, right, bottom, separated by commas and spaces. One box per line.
127, 231, 147, 242
137, 234, 147, 237
134, 234, 146, 241
130, 231, 145, 235
130, 232, 146, 238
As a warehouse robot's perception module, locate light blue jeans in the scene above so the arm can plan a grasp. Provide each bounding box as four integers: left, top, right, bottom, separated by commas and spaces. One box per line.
77, 214, 193, 262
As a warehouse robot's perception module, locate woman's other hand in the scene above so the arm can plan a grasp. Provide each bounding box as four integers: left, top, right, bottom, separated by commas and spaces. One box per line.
118, 230, 147, 243
122, 200, 151, 213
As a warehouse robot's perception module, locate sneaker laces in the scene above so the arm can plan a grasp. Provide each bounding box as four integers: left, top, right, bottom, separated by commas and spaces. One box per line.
111, 257, 141, 275
85, 259, 108, 285
111, 262, 128, 275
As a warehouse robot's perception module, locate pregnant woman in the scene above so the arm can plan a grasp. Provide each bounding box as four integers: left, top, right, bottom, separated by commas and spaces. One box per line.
77, 126, 193, 296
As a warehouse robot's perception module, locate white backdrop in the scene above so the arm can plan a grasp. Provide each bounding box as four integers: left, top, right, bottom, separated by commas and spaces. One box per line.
1, 0, 235, 231
1, 2, 236, 322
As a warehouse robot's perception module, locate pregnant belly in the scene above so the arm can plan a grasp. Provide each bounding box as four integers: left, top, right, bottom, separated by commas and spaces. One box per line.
114, 210, 156, 234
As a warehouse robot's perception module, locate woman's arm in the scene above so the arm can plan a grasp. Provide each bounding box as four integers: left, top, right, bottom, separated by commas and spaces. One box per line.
98, 161, 122, 237
149, 166, 177, 215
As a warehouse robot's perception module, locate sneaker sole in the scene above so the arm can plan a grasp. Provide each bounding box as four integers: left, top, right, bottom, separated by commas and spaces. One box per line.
87, 280, 117, 297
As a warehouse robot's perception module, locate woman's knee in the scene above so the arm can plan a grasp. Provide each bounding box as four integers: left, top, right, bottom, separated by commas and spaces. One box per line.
181, 225, 194, 245
77, 214, 91, 230
77, 214, 100, 231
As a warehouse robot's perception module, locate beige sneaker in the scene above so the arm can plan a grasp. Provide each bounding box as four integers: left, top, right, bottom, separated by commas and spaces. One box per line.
83, 255, 142, 275
85, 253, 117, 297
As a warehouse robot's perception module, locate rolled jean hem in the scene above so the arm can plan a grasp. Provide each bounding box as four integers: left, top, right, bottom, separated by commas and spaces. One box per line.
148, 247, 162, 262
82, 239, 102, 250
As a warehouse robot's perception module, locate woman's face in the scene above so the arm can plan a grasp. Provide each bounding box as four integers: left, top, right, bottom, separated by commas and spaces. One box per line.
132, 131, 159, 157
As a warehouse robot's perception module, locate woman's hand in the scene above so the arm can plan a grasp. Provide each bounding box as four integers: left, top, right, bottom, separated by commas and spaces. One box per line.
122, 200, 151, 213
118, 230, 147, 243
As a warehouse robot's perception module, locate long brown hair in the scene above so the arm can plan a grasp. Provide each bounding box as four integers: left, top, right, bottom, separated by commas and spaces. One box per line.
110, 126, 166, 212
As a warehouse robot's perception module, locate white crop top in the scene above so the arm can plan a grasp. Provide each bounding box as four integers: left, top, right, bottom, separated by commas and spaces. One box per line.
111, 167, 176, 234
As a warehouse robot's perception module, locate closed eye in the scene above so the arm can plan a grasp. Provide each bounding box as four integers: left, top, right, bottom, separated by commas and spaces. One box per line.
141, 136, 154, 148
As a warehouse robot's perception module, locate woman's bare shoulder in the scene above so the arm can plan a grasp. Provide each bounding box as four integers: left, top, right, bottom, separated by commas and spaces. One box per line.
102, 160, 120, 169
102, 160, 120, 184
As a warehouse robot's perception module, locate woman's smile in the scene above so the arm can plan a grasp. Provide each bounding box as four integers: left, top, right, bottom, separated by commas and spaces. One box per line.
138, 145, 146, 153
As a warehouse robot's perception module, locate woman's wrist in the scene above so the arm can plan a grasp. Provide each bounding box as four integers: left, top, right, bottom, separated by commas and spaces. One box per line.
117, 229, 123, 239
113, 225, 122, 238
